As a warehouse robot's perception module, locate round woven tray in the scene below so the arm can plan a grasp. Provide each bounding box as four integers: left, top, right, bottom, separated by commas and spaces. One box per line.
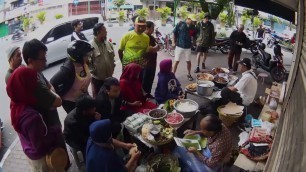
143, 136, 174, 146
217, 106, 243, 127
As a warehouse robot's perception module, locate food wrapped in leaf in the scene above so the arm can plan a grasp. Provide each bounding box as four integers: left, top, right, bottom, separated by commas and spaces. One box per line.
147, 154, 181, 172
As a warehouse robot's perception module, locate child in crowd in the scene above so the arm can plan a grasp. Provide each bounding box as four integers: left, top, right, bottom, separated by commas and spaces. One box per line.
120, 63, 157, 113
155, 59, 184, 104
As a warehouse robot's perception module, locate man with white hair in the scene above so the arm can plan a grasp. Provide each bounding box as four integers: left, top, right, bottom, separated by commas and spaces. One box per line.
228, 24, 247, 73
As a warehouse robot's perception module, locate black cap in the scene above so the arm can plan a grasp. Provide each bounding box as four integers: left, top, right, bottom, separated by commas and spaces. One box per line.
237, 58, 251, 69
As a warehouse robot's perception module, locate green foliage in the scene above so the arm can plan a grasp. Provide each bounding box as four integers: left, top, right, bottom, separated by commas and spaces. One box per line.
219, 11, 227, 23
197, 11, 206, 21
21, 17, 32, 31
118, 10, 125, 21
178, 6, 189, 20
253, 17, 262, 28
241, 16, 248, 25
156, 7, 172, 20
113, 0, 125, 10
217, 32, 227, 38
54, 14, 63, 20
36, 11, 46, 24
199, 0, 230, 19
136, 8, 149, 18
225, 1, 235, 27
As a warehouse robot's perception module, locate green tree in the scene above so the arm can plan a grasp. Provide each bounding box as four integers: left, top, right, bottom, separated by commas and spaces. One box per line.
269, 15, 280, 30
241, 16, 248, 26
197, 11, 206, 21
199, 0, 230, 19
36, 11, 46, 24
118, 10, 125, 21
225, 1, 235, 27
136, 8, 149, 18
113, 0, 125, 11
253, 17, 262, 28
21, 17, 32, 32
54, 14, 63, 20
156, 7, 172, 20
178, 6, 189, 19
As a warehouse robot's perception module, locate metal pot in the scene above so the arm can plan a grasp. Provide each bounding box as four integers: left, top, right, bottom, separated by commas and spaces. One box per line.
197, 81, 215, 96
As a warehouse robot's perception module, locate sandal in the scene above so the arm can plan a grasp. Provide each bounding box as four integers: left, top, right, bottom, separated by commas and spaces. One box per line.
187, 75, 194, 81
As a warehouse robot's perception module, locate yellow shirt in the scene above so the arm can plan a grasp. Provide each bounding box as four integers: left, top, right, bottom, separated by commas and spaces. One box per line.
119, 30, 149, 67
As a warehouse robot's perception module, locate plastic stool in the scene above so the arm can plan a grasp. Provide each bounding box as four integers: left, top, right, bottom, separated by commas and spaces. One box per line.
258, 73, 269, 85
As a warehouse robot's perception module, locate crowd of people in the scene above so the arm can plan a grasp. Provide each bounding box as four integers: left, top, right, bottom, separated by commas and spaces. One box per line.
4, 12, 259, 171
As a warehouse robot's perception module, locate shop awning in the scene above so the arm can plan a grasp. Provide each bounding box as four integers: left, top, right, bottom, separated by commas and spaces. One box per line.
107, 4, 134, 9
234, 0, 296, 22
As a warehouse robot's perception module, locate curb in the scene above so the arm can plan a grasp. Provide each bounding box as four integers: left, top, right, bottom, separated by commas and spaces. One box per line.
0, 137, 18, 168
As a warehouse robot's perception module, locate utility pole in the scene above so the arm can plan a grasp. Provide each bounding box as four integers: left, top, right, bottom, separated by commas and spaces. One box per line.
153, 0, 156, 21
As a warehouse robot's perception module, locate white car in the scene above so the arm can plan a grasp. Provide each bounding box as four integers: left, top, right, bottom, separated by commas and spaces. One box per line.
28, 14, 103, 65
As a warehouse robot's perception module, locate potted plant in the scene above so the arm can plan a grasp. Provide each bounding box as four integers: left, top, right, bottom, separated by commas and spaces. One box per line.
178, 6, 189, 20
36, 11, 46, 24
54, 14, 63, 20
253, 17, 262, 30
156, 7, 172, 26
118, 10, 125, 26
197, 11, 206, 21
219, 11, 227, 28
136, 8, 149, 19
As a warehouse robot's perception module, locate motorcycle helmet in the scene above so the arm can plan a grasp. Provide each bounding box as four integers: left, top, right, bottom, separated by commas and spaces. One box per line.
67, 40, 94, 64
259, 43, 266, 50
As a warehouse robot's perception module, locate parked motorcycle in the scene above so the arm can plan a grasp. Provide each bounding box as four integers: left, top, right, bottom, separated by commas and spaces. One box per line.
154, 27, 175, 57
155, 27, 165, 48
252, 43, 286, 82
11, 29, 24, 42
209, 37, 230, 54
250, 38, 263, 54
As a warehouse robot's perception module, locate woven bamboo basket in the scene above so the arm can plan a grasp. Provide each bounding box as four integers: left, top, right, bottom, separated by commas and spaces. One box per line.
217, 106, 243, 127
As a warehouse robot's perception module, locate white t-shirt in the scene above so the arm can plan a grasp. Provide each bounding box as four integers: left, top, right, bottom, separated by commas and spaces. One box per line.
234, 70, 258, 106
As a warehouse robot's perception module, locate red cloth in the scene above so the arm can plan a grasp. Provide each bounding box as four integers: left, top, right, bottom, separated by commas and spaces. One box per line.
6, 67, 38, 132
120, 63, 157, 112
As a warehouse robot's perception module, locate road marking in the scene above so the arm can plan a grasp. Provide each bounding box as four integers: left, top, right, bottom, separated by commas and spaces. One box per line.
0, 137, 18, 168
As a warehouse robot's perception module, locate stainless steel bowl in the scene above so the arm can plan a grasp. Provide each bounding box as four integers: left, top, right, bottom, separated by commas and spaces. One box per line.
174, 99, 199, 118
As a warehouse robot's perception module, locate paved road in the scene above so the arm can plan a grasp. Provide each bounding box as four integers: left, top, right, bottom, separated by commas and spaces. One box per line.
0, 22, 293, 162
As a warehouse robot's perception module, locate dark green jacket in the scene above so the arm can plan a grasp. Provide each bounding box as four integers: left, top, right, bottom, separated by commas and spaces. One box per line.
196, 21, 215, 47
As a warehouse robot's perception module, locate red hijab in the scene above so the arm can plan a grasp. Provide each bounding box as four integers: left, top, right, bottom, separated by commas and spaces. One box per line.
6, 67, 38, 132
120, 63, 143, 82
120, 63, 143, 102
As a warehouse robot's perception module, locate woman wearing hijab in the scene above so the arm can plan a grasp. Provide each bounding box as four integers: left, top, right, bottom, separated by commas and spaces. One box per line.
155, 59, 184, 104
6, 67, 63, 171
86, 120, 141, 172
120, 63, 157, 113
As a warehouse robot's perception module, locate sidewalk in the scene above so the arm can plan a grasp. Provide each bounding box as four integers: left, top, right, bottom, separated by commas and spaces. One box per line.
0, 49, 287, 171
